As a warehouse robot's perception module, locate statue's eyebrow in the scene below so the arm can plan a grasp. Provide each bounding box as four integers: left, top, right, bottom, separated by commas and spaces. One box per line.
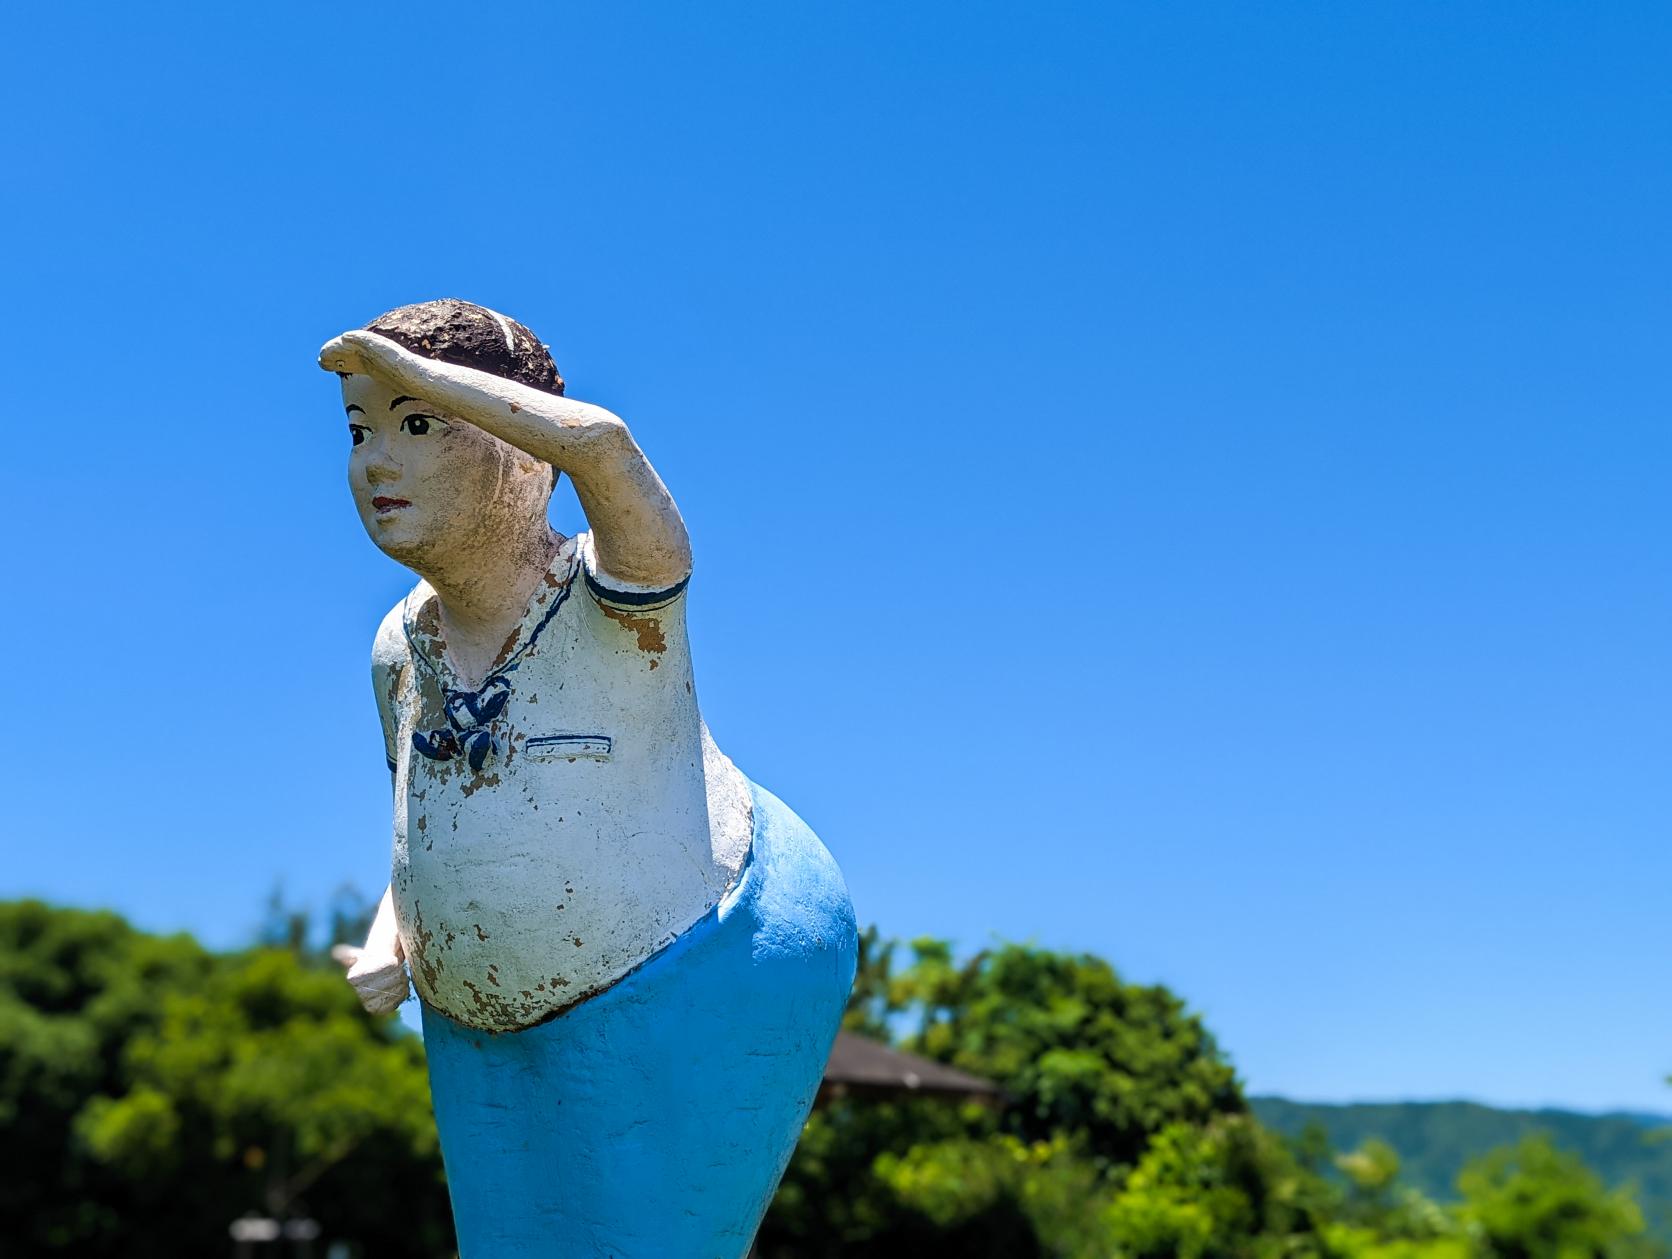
389, 395, 420, 411
345, 404, 366, 416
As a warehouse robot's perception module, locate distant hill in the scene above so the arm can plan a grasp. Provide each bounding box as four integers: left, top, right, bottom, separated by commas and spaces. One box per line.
1253, 1097, 1672, 1242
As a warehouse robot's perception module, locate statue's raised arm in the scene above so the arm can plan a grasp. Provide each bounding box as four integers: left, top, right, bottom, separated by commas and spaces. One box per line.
319, 317, 689, 591
319, 300, 855, 1259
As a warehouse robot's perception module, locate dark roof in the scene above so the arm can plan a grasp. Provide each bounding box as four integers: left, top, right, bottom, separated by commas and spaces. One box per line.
819, 1031, 1001, 1104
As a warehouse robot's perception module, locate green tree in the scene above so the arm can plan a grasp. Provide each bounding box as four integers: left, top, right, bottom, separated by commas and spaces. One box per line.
1325, 1138, 1464, 1258
898, 939, 1246, 1170
761, 1097, 1046, 1259
0, 900, 452, 1258
876, 1133, 1117, 1259
1100, 1115, 1340, 1259
13, 906, 1662, 1259
1340, 1139, 1405, 1202
840, 924, 905, 1042
0, 901, 212, 1250
1457, 1134, 1656, 1259
764, 933, 1269, 1256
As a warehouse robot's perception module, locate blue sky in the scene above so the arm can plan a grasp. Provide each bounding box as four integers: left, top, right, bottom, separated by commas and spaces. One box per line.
4, 3, 1669, 1111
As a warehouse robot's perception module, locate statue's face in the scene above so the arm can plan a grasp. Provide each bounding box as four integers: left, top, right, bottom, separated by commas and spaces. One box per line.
341, 372, 549, 570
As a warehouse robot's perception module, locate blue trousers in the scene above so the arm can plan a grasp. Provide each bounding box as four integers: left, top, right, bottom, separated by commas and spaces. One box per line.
421, 783, 857, 1258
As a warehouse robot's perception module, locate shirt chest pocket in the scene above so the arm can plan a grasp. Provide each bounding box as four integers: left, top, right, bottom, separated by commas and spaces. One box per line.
522, 734, 613, 762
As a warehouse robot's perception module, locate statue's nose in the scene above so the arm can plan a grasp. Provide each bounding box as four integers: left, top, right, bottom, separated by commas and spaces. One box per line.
364, 449, 401, 485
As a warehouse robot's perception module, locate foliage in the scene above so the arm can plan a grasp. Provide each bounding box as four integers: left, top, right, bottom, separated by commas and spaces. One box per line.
1256, 1100, 1672, 1250
1099, 1115, 1340, 1258
877, 1134, 1114, 1258
1321, 1226, 1472, 1259
1334, 1139, 1459, 1241
763, 1111, 1116, 1259
766, 932, 1314, 1256
852, 932, 1246, 1169
1457, 1134, 1657, 1259
759, 1095, 982, 1256
0, 901, 210, 1250
840, 924, 902, 1043
0, 900, 451, 1258
766, 930, 1663, 1259
1340, 1139, 1405, 1200
4, 905, 1662, 1258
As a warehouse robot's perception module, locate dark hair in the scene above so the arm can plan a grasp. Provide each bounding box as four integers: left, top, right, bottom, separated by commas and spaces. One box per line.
364, 299, 564, 396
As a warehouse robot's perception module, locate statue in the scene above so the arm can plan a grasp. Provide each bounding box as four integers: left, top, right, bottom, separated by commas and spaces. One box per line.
319, 301, 857, 1258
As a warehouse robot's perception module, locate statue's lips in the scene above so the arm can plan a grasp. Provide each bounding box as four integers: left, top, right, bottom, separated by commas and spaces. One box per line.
372, 496, 412, 514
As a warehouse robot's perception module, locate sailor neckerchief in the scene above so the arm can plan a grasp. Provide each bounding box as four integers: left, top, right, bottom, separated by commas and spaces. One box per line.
400, 545, 578, 771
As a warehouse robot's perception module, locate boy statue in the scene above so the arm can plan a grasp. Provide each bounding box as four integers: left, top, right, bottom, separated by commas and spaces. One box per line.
320, 300, 856, 1258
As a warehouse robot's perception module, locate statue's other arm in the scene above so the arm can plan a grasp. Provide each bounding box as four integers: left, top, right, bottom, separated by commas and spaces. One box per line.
338, 889, 408, 1015
319, 331, 692, 590
334, 605, 412, 1016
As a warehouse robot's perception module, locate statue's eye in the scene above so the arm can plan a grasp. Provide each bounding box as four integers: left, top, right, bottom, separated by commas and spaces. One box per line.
401, 414, 435, 436
348, 424, 368, 446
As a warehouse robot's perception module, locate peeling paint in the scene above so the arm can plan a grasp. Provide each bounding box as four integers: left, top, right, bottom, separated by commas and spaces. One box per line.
458, 770, 501, 799
330, 313, 856, 1252
599, 603, 667, 656
378, 534, 752, 1032
422, 784, 856, 1256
